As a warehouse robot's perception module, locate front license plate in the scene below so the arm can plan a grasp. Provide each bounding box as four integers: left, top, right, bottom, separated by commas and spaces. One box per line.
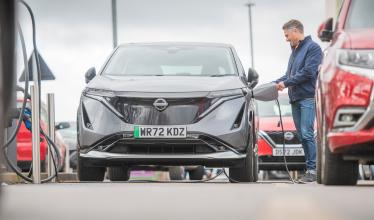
272, 148, 305, 156
134, 126, 187, 138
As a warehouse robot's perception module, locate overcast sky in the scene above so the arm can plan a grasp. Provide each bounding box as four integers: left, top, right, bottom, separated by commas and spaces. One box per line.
17, 0, 327, 121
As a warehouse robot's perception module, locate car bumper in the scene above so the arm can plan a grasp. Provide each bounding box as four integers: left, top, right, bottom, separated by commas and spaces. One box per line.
329, 128, 374, 150
79, 150, 246, 168
327, 75, 374, 154
259, 156, 305, 170
324, 68, 374, 155
17, 142, 47, 161
17, 160, 46, 171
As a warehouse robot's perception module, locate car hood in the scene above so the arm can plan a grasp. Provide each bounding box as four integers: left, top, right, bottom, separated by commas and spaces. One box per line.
87, 75, 246, 93
259, 117, 296, 132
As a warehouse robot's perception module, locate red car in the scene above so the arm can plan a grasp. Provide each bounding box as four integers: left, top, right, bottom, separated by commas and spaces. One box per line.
16, 99, 66, 171
316, 0, 374, 185
257, 93, 306, 172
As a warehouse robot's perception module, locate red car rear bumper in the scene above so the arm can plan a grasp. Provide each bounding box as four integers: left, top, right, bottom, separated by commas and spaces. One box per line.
324, 67, 374, 153
17, 142, 47, 161
328, 128, 374, 152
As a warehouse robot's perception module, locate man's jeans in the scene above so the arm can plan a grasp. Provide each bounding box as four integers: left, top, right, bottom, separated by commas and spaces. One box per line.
291, 98, 316, 171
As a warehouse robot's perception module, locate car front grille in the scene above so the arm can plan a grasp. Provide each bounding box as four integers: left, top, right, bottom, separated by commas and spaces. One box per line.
107, 97, 213, 125
91, 133, 228, 155
107, 140, 217, 155
108, 142, 216, 155
265, 131, 300, 145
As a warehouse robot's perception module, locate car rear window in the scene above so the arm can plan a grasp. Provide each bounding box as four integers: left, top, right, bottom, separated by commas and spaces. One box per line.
103, 45, 237, 76
345, 0, 374, 29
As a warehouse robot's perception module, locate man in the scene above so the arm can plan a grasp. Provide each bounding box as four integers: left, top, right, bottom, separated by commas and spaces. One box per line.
275, 19, 322, 182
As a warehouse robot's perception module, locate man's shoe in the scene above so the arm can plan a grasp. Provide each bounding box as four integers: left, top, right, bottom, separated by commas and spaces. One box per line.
299, 171, 316, 183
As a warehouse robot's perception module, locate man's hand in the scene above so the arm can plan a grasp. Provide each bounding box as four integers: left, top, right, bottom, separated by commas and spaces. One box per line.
276, 82, 285, 91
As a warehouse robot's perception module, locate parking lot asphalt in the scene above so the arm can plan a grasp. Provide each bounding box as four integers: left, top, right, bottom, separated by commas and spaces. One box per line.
0, 180, 373, 220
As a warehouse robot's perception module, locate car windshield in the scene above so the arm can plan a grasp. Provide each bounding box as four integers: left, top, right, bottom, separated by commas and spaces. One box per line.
345, 0, 374, 29
103, 45, 237, 76
256, 95, 292, 117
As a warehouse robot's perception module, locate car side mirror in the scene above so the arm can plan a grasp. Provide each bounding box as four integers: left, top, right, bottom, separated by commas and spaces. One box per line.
252, 82, 278, 101
318, 17, 333, 42
247, 68, 259, 89
85, 67, 96, 84
55, 122, 70, 130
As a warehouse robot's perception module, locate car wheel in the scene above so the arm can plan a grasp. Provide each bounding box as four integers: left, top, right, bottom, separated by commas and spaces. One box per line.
169, 166, 185, 180
108, 166, 131, 181
316, 127, 322, 184
69, 150, 78, 170
316, 83, 323, 184
229, 135, 257, 183
189, 166, 204, 180
321, 115, 358, 185
252, 143, 259, 182
77, 157, 105, 181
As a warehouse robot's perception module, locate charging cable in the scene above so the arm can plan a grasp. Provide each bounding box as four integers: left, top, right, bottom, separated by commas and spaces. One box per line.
2, 0, 61, 183
275, 99, 296, 184
220, 99, 297, 184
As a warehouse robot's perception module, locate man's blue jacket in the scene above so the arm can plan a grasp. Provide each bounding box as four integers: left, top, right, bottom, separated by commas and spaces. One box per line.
275, 36, 323, 103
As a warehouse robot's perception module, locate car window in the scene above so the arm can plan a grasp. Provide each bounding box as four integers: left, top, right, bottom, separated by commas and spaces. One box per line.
345, 0, 374, 29
103, 45, 237, 76
256, 95, 292, 117
58, 128, 76, 139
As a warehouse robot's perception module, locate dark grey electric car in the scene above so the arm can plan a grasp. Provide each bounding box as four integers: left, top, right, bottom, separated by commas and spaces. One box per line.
77, 42, 260, 182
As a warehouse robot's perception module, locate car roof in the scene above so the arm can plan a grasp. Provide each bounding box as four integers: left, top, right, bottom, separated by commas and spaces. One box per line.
118, 42, 234, 48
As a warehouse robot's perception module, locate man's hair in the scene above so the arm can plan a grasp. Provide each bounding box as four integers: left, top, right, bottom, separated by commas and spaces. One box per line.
282, 19, 304, 33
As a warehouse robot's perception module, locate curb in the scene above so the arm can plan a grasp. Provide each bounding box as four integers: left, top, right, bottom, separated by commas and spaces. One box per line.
0, 172, 78, 184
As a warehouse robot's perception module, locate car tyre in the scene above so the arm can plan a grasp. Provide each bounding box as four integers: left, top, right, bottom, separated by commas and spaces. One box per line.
229, 135, 257, 183
77, 157, 105, 181
316, 82, 323, 184
321, 115, 358, 185
316, 130, 322, 184
169, 166, 185, 180
252, 143, 259, 182
189, 166, 204, 180
108, 166, 131, 181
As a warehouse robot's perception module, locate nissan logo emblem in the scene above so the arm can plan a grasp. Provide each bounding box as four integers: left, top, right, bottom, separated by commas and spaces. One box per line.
284, 132, 294, 141
153, 98, 168, 111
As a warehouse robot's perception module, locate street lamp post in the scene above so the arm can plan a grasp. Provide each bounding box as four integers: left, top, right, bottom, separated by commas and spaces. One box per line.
246, 2, 255, 69
111, 0, 118, 48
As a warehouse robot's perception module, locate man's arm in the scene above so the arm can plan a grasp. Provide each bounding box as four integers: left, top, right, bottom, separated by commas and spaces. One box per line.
283, 44, 322, 87
275, 74, 288, 84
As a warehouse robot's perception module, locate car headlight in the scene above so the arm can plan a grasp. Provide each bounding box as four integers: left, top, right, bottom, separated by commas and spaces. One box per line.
207, 89, 245, 98
194, 89, 246, 119
337, 49, 374, 69
83, 88, 115, 98
82, 88, 126, 121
